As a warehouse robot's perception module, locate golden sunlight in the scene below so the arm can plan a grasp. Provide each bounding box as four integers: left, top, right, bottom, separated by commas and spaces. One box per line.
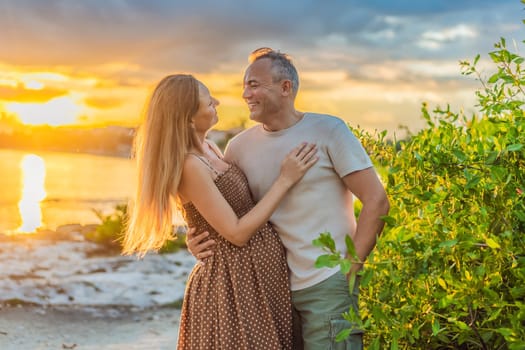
17, 154, 47, 233
24, 79, 45, 90
6, 96, 81, 126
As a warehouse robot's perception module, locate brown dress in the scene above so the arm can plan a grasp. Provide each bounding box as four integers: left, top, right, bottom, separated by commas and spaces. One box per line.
177, 164, 293, 350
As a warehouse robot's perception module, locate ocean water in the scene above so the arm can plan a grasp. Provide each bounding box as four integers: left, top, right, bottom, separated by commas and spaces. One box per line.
0, 149, 135, 233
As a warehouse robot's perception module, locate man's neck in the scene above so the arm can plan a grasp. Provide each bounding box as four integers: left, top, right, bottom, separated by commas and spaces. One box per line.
262, 110, 304, 132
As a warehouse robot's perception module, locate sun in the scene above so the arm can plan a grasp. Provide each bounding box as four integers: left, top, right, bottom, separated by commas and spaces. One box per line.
6, 96, 82, 126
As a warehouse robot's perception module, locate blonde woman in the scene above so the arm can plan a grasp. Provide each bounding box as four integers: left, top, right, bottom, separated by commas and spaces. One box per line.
123, 74, 317, 349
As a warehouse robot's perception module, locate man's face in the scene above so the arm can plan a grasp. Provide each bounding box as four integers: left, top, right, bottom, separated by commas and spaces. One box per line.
242, 58, 282, 123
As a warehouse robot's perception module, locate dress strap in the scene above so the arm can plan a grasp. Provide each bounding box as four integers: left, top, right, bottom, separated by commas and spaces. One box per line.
188, 153, 221, 177
205, 140, 224, 160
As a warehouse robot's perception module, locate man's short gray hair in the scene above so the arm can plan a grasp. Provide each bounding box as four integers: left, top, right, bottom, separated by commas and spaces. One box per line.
249, 47, 300, 96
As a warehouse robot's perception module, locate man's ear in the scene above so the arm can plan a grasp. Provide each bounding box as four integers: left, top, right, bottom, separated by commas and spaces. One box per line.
281, 80, 293, 96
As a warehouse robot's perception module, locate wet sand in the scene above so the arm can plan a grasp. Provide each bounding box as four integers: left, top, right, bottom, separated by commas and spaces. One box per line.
0, 305, 181, 350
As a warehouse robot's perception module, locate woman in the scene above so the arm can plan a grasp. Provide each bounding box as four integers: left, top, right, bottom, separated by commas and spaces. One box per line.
123, 74, 317, 349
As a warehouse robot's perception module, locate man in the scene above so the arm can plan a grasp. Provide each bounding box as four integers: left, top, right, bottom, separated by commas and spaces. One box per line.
187, 47, 390, 349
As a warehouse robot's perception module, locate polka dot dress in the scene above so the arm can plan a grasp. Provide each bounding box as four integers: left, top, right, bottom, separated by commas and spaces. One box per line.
178, 165, 293, 350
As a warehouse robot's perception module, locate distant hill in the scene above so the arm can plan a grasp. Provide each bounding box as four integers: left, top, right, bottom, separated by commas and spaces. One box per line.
0, 125, 244, 157
0, 125, 135, 158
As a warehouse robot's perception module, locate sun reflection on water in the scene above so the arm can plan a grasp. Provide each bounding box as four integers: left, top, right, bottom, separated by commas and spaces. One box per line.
17, 154, 47, 233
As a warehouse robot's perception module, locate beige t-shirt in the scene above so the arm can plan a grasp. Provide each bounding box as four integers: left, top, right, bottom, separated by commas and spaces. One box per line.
225, 113, 373, 291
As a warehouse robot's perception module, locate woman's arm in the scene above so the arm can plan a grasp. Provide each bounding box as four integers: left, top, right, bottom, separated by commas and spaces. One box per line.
178, 143, 317, 247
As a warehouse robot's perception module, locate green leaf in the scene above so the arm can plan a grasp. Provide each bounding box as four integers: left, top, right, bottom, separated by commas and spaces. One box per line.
314, 254, 340, 268
432, 319, 441, 336
371, 305, 388, 323
335, 328, 351, 342
489, 51, 502, 63
473, 54, 480, 65
312, 231, 337, 252
496, 328, 515, 337
340, 259, 351, 274
490, 166, 507, 181
381, 215, 397, 226
486, 238, 501, 249
465, 175, 481, 189
345, 235, 357, 259
390, 338, 399, 350
456, 321, 470, 330
348, 272, 357, 293
510, 285, 525, 299
507, 143, 523, 152
452, 149, 467, 162
370, 337, 380, 350
438, 239, 458, 249
501, 75, 515, 84
360, 268, 373, 287
488, 72, 501, 83
438, 277, 447, 290
515, 210, 525, 222
510, 342, 525, 350
485, 151, 499, 164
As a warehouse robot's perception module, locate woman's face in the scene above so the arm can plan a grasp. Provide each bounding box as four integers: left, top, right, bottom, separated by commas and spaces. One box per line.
192, 83, 219, 134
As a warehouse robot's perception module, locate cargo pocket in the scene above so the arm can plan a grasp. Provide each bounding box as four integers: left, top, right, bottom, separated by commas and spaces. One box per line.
329, 318, 363, 350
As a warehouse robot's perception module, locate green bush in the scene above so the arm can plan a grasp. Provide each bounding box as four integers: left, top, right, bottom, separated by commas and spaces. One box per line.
88, 204, 187, 254
316, 20, 525, 350
88, 203, 128, 251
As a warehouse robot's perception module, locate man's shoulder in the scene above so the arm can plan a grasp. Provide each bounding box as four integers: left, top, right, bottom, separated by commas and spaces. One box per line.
304, 112, 348, 129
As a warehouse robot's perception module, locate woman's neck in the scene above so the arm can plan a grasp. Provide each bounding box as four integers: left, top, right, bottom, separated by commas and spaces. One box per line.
194, 132, 207, 151
191, 135, 217, 159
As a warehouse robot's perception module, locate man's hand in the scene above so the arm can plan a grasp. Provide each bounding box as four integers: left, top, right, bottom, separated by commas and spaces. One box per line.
186, 227, 216, 261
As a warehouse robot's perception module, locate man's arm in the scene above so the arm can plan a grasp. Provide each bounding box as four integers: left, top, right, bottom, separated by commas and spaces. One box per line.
342, 167, 390, 274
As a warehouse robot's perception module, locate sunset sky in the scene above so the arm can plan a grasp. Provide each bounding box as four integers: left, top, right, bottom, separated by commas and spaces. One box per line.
0, 0, 523, 136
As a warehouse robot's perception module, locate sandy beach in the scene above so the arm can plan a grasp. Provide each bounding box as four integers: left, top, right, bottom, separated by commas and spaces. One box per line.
0, 225, 196, 350
0, 305, 181, 350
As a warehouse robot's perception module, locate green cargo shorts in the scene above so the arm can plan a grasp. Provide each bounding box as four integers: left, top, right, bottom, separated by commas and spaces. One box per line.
292, 272, 363, 350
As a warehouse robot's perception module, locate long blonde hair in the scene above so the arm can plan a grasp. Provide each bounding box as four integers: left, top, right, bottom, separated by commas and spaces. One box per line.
123, 74, 202, 256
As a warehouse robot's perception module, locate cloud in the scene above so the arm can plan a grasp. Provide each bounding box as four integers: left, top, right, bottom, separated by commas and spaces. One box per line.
83, 96, 124, 110
0, 0, 522, 133
1, 0, 521, 73
0, 83, 68, 103
358, 0, 500, 15
418, 24, 478, 50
